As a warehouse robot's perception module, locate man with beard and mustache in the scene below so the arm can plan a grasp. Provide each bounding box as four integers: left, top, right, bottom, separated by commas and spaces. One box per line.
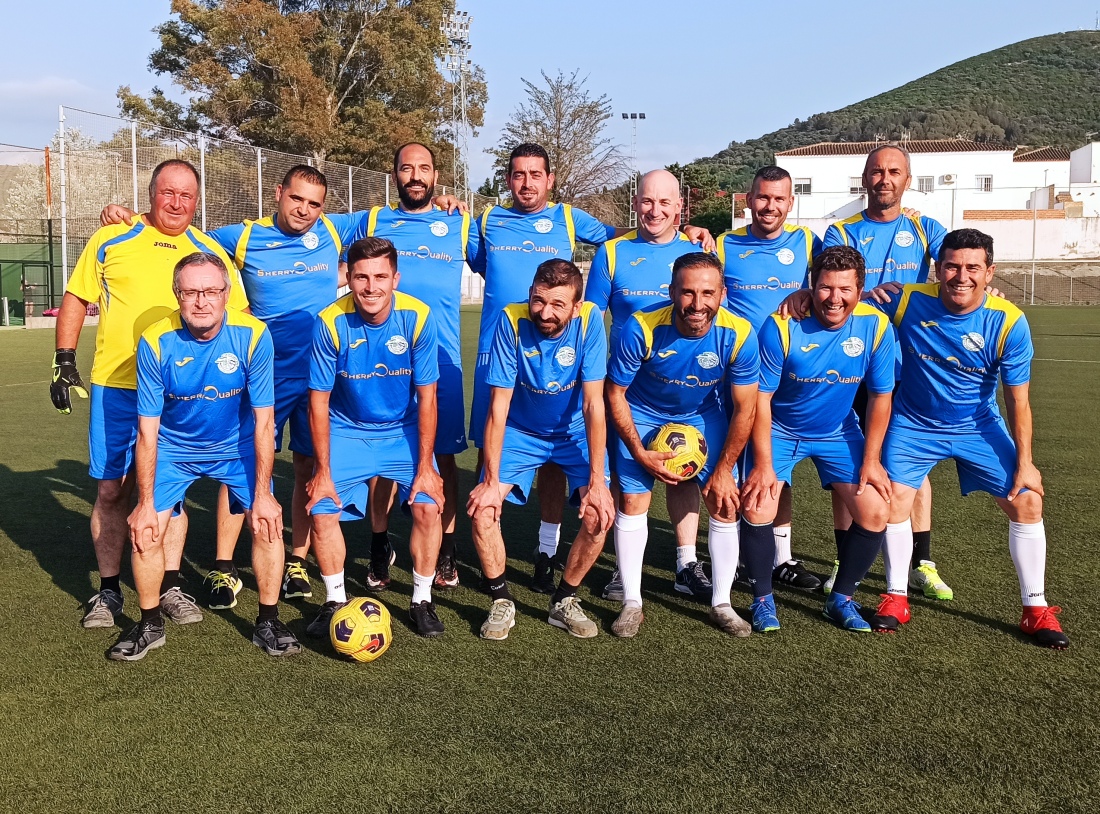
606, 253, 759, 638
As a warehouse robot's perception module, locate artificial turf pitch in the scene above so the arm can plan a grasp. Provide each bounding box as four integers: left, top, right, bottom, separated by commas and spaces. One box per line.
0, 306, 1096, 813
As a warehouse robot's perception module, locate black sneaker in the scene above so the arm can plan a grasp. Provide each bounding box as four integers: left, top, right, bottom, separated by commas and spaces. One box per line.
203, 569, 243, 610
410, 600, 445, 638
252, 618, 303, 656
531, 552, 556, 594
773, 560, 822, 592
365, 544, 397, 594
106, 618, 166, 661
306, 601, 342, 638
282, 560, 312, 600
674, 561, 712, 598
433, 556, 459, 590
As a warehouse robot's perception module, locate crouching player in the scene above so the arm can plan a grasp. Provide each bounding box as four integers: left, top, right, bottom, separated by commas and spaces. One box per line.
606, 253, 759, 638
740, 246, 894, 634
305, 237, 446, 639
110, 252, 298, 660
872, 229, 1068, 648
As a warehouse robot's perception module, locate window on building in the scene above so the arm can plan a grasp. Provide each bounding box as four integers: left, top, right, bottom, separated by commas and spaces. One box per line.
976, 175, 993, 192
849, 177, 866, 195
793, 178, 812, 196
917, 176, 934, 193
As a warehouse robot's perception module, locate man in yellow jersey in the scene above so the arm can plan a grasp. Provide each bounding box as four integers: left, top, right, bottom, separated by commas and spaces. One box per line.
52, 159, 248, 629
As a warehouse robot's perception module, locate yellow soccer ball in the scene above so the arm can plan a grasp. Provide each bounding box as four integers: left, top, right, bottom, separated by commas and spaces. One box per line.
330, 597, 392, 663
647, 422, 708, 480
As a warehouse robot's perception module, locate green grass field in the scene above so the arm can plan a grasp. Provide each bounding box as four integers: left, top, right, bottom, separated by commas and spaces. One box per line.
1, 306, 1097, 813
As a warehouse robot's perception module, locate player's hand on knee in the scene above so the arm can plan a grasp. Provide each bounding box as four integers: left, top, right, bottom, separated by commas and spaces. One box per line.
857, 460, 892, 503
306, 470, 340, 512
410, 468, 444, 514
702, 467, 740, 521
639, 449, 683, 485
1008, 462, 1044, 500
50, 349, 88, 415
866, 281, 903, 304
682, 225, 715, 252
776, 290, 811, 320
100, 204, 137, 227
467, 481, 503, 523
250, 492, 284, 544
580, 481, 615, 534
128, 502, 159, 554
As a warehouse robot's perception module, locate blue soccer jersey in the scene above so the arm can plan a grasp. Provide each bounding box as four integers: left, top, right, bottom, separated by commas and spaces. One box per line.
136, 309, 275, 462
309, 291, 439, 439
608, 304, 759, 421
875, 284, 1032, 432
823, 212, 946, 290
584, 230, 698, 351
758, 304, 894, 439
716, 224, 819, 331
209, 213, 361, 380
485, 300, 606, 436
353, 204, 482, 368
471, 201, 615, 355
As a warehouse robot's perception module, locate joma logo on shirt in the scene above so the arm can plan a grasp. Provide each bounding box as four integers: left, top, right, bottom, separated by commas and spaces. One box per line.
154, 241, 178, 249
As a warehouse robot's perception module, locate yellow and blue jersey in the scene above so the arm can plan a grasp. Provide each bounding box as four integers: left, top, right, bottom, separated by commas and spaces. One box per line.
608, 303, 759, 421
823, 212, 946, 289
485, 300, 606, 436
309, 291, 439, 440
716, 224, 819, 331
209, 212, 361, 381
136, 309, 273, 461
354, 204, 482, 368
875, 284, 1032, 431
472, 201, 615, 355
67, 220, 249, 390
584, 230, 697, 351
759, 304, 894, 440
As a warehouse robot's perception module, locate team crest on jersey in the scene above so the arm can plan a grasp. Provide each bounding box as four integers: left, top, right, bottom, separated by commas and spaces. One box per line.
216, 353, 240, 374
534, 218, 553, 234
895, 231, 915, 248
696, 352, 720, 369
555, 347, 576, 366
776, 248, 796, 266
302, 231, 319, 250
430, 220, 449, 237
841, 337, 865, 358
386, 335, 409, 355
961, 332, 985, 352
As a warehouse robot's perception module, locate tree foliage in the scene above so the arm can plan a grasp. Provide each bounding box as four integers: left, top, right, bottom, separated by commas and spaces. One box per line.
118, 0, 487, 172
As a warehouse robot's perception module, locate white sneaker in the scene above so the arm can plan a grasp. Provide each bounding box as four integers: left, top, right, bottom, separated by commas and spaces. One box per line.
708, 603, 751, 638
822, 560, 840, 595
480, 599, 516, 640
548, 596, 598, 638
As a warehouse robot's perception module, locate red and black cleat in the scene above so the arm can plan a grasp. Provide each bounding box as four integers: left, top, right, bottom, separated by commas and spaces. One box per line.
871, 593, 911, 633
1020, 605, 1069, 650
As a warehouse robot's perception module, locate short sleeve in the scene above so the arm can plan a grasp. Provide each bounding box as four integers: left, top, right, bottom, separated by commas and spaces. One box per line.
924, 217, 947, 262
865, 321, 896, 394
584, 245, 612, 310
580, 308, 608, 382
999, 314, 1033, 387
805, 233, 823, 288
207, 223, 244, 256
463, 216, 484, 267
485, 311, 520, 389
607, 316, 647, 388
247, 328, 276, 408
822, 224, 844, 249
468, 213, 488, 277
328, 212, 369, 247
411, 311, 440, 387
308, 315, 338, 392
757, 318, 786, 394
572, 207, 616, 245
66, 232, 106, 303
727, 326, 760, 387
135, 337, 165, 418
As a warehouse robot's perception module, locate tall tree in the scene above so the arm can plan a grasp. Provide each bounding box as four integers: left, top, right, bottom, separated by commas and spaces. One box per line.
117, 0, 487, 172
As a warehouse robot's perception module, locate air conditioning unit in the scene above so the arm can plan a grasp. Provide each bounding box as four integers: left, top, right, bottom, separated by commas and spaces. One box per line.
941, 173, 956, 184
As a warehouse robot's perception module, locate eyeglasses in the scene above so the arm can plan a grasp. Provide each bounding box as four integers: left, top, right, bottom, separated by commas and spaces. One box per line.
176, 287, 227, 302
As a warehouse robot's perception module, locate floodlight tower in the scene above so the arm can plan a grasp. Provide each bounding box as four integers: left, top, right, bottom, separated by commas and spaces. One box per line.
621, 112, 645, 227
442, 9, 473, 206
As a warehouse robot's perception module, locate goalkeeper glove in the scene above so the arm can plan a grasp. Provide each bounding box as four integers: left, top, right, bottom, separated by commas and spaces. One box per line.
51, 348, 88, 415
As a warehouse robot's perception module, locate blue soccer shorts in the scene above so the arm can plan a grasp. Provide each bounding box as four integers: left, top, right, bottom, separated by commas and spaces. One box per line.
88, 385, 138, 480
882, 417, 1019, 498
153, 455, 255, 514
274, 377, 313, 457
487, 424, 609, 507
616, 405, 732, 495
743, 430, 865, 489
435, 363, 468, 455
468, 353, 492, 448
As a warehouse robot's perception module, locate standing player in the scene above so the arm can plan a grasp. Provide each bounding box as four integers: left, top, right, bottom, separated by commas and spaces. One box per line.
870, 229, 1068, 649
467, 259, 615, 639
109, 252, 298, 660
739, 247, 894, 633
716, 165, 822, 591
305, 237, 447, 639
54, 160, 248, 629
606, 253, 759, 637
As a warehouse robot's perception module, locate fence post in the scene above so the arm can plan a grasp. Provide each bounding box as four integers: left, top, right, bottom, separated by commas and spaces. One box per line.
199, 135, 207, 231
1030, 187, 1037, 306
385, 175, 390, 206
2, 297, 8, 327
59, 106, 69, 288
257, 148, 263, 218
130, 121, 139, 210
348, 165, 354, 213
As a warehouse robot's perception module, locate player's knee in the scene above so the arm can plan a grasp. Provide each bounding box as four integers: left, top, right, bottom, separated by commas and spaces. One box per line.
1004, 489, 1043, 523
410, 501, 439, 526
581, 505, 605, 539
96, 478, 128, 507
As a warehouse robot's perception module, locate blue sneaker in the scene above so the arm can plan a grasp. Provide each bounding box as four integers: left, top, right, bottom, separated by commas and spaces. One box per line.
823, 593, 871, 633
750, 594, 781, 633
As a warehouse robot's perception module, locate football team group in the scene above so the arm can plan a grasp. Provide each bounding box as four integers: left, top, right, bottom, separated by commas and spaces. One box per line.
51, 139, 1070, 661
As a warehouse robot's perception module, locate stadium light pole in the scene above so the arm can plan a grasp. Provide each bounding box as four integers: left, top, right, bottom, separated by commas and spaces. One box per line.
621, 112, 645, 228
443, 9, 473, 207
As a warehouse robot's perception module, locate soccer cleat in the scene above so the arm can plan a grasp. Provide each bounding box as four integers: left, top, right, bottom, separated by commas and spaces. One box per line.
531, 552, 557, 594
709, 603, 751, 637
480, 598, 516, 640
909, 560, 954, 600
433, 556, 460, 591
548, 596, 598, 638
773, 560, 822, 592
306, 600, 342, 638
203, 569, 243, 610
159, 587, 204, 625
252, 618, 303, 657
410, 600, 445, 638
602, 569, 625, 602
822, 560, 840, 595
611, 605, 644, 638
1020, 605, 1069, 650
106, 618, 166, 661
82, 589, 123, 629
749, 594, 781, 633
674, 561, 712, 598
823, 593, 872, 633
282, 560, 312, 600
871, 593, 911, 633
365, 545, 397, 594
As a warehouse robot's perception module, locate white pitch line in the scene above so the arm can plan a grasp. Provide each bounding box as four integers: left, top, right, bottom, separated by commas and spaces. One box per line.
1034, 358, 1100, 364
0, 380, 48, 387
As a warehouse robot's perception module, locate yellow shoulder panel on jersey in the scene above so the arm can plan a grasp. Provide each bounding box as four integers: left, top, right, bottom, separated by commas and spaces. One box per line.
578, 300, 597, 337
715, 228, 749, 267
460, 210, 472, 259
908, 215, 930, 255
983, 296, 1026, 358
231, 218, 267, 270
318, 214, 342, 256
788, 223, 815, 266
769, 313, 792, 358
832, 213, 865, 247
562, 203, 577, 254
365, 205, 387, 237
319, 294, 357, 350
633, 304, 674, 360
853, 302, 890, 350
503, 302, 529, 339
479, 204, 497, 237
393, 290, 432, 344
226, 307, 269, 360
141, 313, 183, 361
605, 230, 637, 280
892, 283, 939, 328
714, 308, 753, 360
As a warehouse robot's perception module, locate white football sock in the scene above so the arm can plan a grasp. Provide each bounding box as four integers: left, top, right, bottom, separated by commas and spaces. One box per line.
773, 525, 793, 568
676, 544, 697, 573
883, 519, 913, 596
322, 570, 347, 604
708, 518, 740, 608
411, 570, 433, 605
1009, 520, 1047, 607
538, 521, 561, 557
614, 511, 648, 608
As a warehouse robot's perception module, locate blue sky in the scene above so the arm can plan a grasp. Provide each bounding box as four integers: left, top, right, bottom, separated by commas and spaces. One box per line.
0, 0, 1094, 182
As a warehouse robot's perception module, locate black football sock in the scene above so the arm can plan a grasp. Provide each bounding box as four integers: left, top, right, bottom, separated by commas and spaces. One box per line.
487, 574, 512, 602
439, 532, 456, 561
832, 523, 885, 597
740, 518, 775, 598
911, 530, 932, 569
257, 603, 279, 623
100, 574, 121, 594
833, 528, 847, 559
214, 559, 238, 578
371, 530, 391, 563
551, 576, 579, 605
160, 569, 183, 594
140, 606, 163, 625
